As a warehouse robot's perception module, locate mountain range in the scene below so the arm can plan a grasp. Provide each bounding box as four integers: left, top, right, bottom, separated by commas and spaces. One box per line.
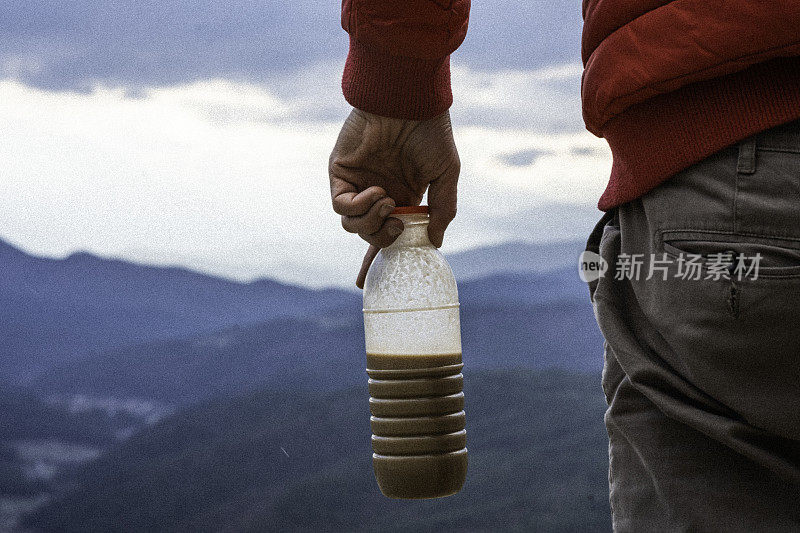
1, 238, 599, 389
31, 279, 602, 404
0, 238, 601, 402
24, 370, 611, 532
0, 237, 609, 530
0, 238, 357, 381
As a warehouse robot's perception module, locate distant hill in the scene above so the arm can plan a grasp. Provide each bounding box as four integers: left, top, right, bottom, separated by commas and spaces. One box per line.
0, 238, 358, 381
24, 370, 611, 532
31, 268, 602, 404
448, 240, 584, 281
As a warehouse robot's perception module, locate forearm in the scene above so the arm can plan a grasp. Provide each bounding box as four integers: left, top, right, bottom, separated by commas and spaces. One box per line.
340, 0, 471, 120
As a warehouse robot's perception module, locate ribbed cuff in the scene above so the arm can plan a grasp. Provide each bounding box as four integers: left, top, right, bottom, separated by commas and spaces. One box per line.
599, 57, 800, 211
342, 37, 453, 121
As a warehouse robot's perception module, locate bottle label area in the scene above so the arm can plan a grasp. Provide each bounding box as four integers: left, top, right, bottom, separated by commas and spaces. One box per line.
364, 307, 462, 356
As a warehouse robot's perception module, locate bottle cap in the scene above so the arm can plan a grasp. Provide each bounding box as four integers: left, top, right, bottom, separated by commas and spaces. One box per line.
391, 206, 428, 215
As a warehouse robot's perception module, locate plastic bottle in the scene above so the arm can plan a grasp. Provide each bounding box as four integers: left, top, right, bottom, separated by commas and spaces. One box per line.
362, 205, 467, 499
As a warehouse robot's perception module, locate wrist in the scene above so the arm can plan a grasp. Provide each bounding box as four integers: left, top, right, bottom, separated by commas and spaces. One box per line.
342, 38, 453, 121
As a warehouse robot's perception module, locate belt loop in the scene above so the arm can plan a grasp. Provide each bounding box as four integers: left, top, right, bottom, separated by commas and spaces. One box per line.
736, 137, 757, 175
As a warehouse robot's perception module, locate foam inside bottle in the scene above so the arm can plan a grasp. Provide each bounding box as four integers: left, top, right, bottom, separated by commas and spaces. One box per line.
363, 213, 461, 355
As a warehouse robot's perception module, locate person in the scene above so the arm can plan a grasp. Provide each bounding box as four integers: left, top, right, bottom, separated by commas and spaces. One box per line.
328, 1, 800, 530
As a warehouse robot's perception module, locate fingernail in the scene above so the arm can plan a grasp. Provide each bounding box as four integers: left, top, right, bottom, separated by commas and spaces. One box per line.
379, 203, 394, 217
388, 224, 403, 237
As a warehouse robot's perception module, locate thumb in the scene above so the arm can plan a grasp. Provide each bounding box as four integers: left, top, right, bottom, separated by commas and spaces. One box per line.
427, 161, 459, 248
356, 245, 380, 289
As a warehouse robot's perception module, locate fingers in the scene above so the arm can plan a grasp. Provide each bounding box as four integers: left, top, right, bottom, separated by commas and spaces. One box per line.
427, 158, 460, 248
356, 245, 380, 289
359, 216, 404, 248
331, 184, 388, 217
341, 196, 395, 235
355, 217, 404, 289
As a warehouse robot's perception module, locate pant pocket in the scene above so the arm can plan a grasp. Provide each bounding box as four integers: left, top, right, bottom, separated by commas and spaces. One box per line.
660, 230, 800, 279
635, 230, 800, 440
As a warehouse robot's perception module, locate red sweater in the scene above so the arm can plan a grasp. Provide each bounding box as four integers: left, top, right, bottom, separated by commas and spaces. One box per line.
341, 1, 800, 210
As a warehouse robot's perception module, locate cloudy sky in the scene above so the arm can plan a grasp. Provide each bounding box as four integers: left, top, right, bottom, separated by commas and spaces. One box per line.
0, 1, 611, 287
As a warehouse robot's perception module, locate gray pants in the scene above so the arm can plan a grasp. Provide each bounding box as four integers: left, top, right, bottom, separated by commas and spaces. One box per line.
587, 119, 800, 532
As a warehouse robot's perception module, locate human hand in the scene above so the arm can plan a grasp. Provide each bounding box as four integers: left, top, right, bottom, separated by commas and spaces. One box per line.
328, 108, 460, 288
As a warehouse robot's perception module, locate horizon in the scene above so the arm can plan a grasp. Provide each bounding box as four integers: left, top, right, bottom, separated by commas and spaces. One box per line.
0, 231, 587, 290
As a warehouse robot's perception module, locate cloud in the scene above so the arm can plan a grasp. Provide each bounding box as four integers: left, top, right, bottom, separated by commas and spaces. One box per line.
498, 149, 550, 167
0, 59, 609, 288
452, 64, 585, 132
0, 0, 582, 90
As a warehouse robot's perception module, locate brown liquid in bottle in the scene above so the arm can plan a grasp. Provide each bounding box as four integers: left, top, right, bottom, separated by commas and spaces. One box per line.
367, 352, 467, 499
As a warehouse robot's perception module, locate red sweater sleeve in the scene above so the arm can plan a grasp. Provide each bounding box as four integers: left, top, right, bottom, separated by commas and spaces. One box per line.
341, 0, 470, 120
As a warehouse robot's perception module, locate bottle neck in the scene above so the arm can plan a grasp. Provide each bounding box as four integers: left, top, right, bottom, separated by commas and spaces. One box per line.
387, 213, 432, 248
